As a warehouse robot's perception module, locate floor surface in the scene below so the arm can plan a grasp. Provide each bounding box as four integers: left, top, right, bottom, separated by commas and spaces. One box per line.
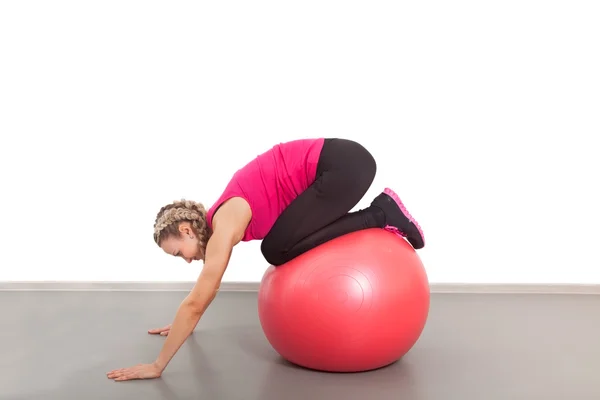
1, 290, 599, 399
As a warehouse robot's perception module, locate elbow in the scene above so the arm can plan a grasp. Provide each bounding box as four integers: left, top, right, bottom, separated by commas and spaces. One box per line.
185, 284, 220, 314
183, 299, 207, 317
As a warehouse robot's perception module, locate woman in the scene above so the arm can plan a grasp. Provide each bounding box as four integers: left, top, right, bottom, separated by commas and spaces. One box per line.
107, 137, 425, 381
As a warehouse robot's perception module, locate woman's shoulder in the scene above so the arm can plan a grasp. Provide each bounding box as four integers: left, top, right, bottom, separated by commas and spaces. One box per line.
211, 197, 252, 240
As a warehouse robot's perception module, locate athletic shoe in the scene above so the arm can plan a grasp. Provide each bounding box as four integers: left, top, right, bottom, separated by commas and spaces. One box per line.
370, 187, 425, 249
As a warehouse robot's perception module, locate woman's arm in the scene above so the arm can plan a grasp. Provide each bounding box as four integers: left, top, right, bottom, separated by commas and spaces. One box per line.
152, 197, 251, 373
152, 232, 232, 372
106, 197, 252, 382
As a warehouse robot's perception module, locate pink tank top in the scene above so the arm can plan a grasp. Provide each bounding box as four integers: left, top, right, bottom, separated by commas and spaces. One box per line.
206, 138, 325, 241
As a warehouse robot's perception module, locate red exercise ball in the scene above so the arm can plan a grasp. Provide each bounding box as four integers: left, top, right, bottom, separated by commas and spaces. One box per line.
257, 228, 430, 373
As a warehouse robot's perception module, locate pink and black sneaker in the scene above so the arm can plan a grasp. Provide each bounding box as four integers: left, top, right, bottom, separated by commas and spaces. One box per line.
370, 187, 425, 249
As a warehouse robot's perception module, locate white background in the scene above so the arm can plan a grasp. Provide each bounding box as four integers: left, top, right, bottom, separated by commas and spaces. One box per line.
1, 0, 598, 284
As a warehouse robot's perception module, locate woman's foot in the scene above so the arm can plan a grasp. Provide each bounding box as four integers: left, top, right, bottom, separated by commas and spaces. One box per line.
370, 187, 425, 249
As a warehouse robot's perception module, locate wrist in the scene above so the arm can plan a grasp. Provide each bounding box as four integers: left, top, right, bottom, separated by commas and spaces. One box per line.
153, 360, 166, 373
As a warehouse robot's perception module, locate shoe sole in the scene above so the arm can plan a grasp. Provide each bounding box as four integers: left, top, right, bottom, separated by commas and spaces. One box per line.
383, 187, 425, 247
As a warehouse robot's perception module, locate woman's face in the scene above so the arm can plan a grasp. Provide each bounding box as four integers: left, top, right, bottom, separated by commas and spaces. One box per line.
160, 222, 204, 263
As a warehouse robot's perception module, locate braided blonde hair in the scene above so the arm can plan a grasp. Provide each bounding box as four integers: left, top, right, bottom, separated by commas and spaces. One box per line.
153, 199, 212, 251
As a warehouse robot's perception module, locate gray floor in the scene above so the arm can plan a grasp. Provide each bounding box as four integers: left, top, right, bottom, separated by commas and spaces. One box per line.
1, 290, 599, 400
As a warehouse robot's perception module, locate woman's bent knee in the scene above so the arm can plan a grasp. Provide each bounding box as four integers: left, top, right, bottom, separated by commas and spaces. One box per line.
261, 238, 286, 266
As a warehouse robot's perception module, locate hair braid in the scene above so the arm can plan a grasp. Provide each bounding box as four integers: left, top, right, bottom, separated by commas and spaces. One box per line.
153, 199, 212, 251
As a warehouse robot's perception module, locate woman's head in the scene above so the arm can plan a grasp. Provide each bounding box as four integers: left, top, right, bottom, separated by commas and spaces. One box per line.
153, 199, 212, 263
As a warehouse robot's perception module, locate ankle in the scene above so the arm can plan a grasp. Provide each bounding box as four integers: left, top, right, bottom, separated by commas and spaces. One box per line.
369, 205, 386, 227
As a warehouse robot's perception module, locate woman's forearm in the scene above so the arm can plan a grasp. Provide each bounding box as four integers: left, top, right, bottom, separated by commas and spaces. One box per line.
152, 225, 235, 374
153, 282, 219, 372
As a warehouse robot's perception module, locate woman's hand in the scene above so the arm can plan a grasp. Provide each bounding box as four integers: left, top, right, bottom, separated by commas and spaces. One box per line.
107, 362, 162, 381
148, 324, 172, 336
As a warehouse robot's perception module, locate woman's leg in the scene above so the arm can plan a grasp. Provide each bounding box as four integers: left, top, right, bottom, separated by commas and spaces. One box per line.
261, 138, 425, 266
260, 138, 377, 266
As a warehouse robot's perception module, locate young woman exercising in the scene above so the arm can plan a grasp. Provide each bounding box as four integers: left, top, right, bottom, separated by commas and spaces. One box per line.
107, 137, 425, 381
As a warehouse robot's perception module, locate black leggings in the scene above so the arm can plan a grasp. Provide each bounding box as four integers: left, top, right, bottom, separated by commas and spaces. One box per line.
261, 138, 386, 266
